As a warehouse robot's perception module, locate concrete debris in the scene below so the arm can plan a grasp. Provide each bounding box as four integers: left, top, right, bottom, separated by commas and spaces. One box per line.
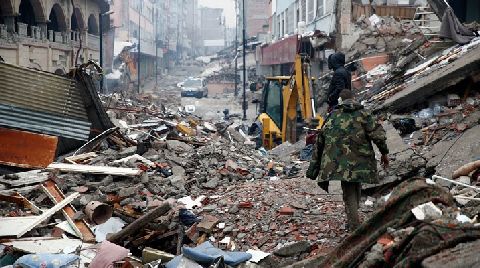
2, 11, 480, 267
411, 201, 443, 220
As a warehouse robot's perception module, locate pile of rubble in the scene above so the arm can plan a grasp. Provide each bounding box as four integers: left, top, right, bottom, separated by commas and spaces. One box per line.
291, 170, 480, 267
0, 89, 317, 267
347, 15, 423, 59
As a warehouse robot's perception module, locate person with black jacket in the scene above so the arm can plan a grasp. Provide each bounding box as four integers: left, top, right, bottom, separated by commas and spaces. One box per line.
327, 52, 351, 111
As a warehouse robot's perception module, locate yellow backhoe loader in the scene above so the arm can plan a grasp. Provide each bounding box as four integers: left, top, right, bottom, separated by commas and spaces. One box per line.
255, 54, 323, 149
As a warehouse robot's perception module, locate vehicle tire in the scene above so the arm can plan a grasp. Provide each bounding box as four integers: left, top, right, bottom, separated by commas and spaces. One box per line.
196, 92, 202, 99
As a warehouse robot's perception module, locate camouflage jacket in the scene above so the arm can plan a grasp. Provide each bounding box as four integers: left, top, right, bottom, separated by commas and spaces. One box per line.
306, 100, 388, 184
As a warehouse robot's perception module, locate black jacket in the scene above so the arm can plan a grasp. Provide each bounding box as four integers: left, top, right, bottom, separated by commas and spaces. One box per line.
327, 52, 351, 107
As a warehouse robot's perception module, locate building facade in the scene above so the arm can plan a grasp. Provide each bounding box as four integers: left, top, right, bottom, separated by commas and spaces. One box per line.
271, 0, 335, 41
242, 0, 271, 39
112, 0, 156, 81
200, 7, 224, 56
0, 0, 110, 74
257, 0, 336, 77
154, 0, 197, 72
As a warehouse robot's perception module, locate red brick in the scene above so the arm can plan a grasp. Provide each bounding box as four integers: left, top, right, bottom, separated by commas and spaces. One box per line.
279, 206, 295, 216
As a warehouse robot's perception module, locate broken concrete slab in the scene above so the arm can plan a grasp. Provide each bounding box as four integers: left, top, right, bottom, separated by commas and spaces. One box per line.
378, 44, 480, 112
166, 140, 194, 152
197, 215, 220, 233
274, 241, 311, 257
422, 238, 480, 268
426, 125, 480, 178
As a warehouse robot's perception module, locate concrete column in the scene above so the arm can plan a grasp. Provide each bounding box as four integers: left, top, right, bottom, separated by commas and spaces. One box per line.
0, 24, 6, 38
335, 0, 352, 51
17, 23, 28, 36
4, 16, 15, 33
38, 23, 47, 40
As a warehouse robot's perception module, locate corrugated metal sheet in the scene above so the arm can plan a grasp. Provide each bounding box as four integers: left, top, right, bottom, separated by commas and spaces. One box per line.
0, 104, 90, 140
0, 62, 88, 120
0, 127, 58, 168
0, 62, 91, 141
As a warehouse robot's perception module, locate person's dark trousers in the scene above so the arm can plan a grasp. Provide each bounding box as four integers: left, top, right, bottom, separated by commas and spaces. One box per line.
341, 181, 361, 231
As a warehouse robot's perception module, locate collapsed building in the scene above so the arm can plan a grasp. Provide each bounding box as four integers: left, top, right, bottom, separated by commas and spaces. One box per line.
0, 1, 480, 268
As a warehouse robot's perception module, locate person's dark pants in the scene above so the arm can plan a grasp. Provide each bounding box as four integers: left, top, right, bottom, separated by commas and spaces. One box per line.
341, 181, 361, 231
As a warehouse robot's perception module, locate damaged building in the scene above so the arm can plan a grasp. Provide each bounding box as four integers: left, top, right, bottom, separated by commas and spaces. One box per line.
0, 0, 111, 74
1, 0, 480, 267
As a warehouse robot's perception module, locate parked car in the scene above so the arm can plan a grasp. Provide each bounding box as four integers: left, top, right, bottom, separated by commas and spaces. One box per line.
180, 78, 208, 98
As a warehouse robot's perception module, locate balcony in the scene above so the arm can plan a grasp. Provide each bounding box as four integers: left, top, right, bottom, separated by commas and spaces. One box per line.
87, 33, 100, 50
0, 22, 101, 51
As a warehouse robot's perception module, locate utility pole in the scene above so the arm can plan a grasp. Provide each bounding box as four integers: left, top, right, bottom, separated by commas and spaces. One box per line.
176, 1, 180, 63
155, 7, 158, 89
137, 2, 141, 93
99, 10, 114, 94
192, 0, 196, 58
99, 12, 104, 94
234, 0, 238, 97
242, 0, 247, 121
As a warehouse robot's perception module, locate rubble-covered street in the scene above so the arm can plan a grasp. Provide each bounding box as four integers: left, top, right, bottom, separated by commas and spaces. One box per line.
1, 0, 480, 268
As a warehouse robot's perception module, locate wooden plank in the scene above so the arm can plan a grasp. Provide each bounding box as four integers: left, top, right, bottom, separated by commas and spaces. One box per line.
0, 128, 58, 168
0, 192, 79, 238
46, 163, 142, 177
64, 152, 98, 164
108, 202, 171, 244
0, 170, 49, 187
0, 193, 41, 214
42, 180, 96, 242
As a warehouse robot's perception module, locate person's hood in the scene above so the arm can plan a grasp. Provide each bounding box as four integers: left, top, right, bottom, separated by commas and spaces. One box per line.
328, 52, 346, 70
340, 99, 363, 112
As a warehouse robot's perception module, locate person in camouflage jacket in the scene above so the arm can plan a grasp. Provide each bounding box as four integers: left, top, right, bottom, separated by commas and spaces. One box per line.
306, 89, 389, 230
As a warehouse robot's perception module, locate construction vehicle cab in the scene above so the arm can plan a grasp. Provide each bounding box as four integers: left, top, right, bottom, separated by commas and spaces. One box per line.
254, 54, 323, 149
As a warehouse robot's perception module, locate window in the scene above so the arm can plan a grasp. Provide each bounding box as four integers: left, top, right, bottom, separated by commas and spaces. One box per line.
184, 79, 202, 87
277, 14, 281, 38
296, 7, 300, 25
301, 0, 306, 22
264, 80, 283, 129
285, 8, 288, 35
288, 3, 295, 34
317, 0, 324, 17
307, 0, 314, 23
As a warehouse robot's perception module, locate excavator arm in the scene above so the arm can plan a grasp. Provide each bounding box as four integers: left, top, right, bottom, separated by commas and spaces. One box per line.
281, 54, 315, 143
